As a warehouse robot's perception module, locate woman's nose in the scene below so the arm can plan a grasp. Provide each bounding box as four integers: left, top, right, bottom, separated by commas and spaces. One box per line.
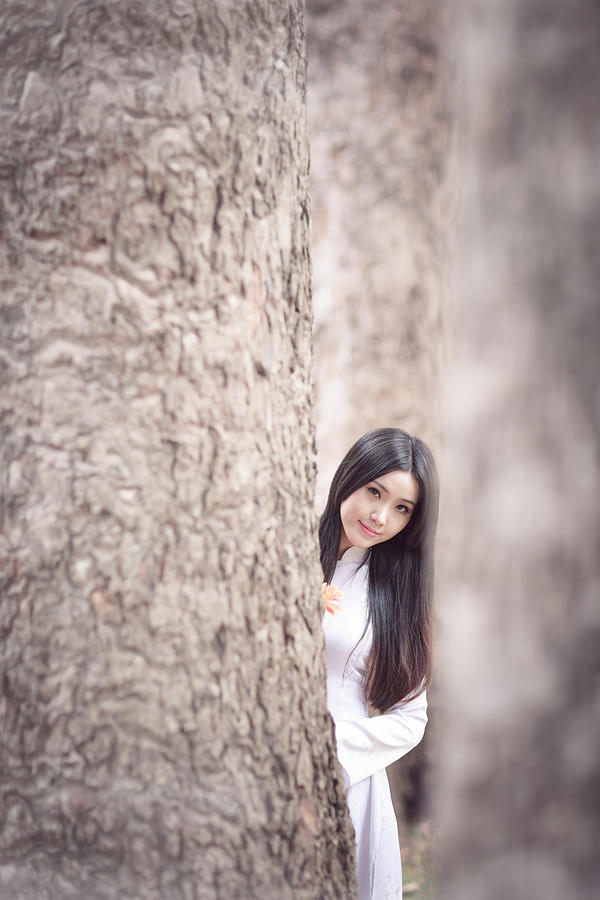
370, 508, 385, 526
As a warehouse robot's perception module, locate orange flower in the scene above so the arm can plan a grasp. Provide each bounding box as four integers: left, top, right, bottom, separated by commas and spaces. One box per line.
322, 582, 344, 615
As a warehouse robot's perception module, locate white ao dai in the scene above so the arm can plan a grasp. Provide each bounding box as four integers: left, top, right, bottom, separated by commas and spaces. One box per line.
322, 546, 428, 900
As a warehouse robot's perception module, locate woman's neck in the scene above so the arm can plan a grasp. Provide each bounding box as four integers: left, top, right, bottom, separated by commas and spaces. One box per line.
337, 536, 352, 559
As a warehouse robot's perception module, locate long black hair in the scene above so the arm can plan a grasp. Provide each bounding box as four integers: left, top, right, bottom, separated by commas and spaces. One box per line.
319, 428, 439, 713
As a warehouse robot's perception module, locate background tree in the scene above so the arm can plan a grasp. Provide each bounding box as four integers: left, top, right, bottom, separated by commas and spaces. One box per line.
0, 1, 356, 897
307, 0, 448, 832
307, 0, 447, 507
436, 1, 600, 897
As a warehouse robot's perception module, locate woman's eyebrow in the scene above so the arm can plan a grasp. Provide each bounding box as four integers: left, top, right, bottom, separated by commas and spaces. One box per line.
372, 479, 415, 507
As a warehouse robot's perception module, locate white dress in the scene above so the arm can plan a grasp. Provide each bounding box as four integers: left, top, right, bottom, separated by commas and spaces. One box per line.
322, 546, 428, 900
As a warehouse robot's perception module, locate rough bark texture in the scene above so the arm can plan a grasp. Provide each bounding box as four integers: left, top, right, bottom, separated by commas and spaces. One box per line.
0, 2, 356, 898
307, 0, 448, 830
307, 0, 447, 508
436, 1, 600, 898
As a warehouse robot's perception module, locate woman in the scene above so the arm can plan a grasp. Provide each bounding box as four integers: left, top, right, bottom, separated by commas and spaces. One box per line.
320, 428, 439, 899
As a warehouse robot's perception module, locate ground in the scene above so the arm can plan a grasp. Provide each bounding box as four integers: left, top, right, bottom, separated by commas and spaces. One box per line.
401, 821, 434, 899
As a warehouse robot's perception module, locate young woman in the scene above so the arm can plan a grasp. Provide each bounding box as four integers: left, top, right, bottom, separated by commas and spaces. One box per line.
320, 428, 438, 900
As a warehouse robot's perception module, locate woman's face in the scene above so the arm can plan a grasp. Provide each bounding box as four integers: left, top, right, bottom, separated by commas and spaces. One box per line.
339, 469, 419, 556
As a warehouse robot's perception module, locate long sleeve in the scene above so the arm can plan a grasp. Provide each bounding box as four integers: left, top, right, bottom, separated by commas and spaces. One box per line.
333, 690, 428, 789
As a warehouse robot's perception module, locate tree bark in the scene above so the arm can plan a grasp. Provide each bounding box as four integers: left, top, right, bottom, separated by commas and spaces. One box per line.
437, 1, 600, 897
0, 2, 356, 897
307, 0, 448, 507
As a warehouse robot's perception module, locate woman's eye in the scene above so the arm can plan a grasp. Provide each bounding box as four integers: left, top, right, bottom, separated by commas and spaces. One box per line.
367, 487, 380, 498
396, 505, 408, 514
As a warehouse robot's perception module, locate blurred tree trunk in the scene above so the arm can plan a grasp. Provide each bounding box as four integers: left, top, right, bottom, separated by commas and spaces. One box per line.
0, 2, 356, 898
307, 0, 447, 506
437, 1, 600, 898
307, 0, 448, 830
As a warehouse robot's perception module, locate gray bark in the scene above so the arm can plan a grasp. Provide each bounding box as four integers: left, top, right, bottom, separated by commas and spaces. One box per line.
0, 2, 356, 898
308, 0, 448, 507
437, 1, 600, 897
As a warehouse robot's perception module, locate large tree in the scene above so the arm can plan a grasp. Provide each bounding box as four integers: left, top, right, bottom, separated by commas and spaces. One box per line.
0, 2, 356, 897
437, 1, 600, 898
307, 0, 447, 506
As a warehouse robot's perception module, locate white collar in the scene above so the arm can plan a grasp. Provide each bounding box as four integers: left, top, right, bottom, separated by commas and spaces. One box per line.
338, 546, 369, 564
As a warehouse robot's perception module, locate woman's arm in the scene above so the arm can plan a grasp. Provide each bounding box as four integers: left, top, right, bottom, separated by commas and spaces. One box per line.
333, 691, 428, 789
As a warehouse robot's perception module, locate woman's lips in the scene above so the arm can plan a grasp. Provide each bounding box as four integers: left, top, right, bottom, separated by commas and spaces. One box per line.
359, 520, 380, 537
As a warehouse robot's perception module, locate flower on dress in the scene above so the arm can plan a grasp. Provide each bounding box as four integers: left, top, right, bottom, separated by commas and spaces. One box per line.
322, 582, 343, 615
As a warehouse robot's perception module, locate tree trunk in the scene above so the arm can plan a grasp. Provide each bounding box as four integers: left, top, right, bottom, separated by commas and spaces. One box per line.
0, 2, 356, 898
307, 0, 448, 831
437, 1, 600, 897
307, 0, 447, 507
